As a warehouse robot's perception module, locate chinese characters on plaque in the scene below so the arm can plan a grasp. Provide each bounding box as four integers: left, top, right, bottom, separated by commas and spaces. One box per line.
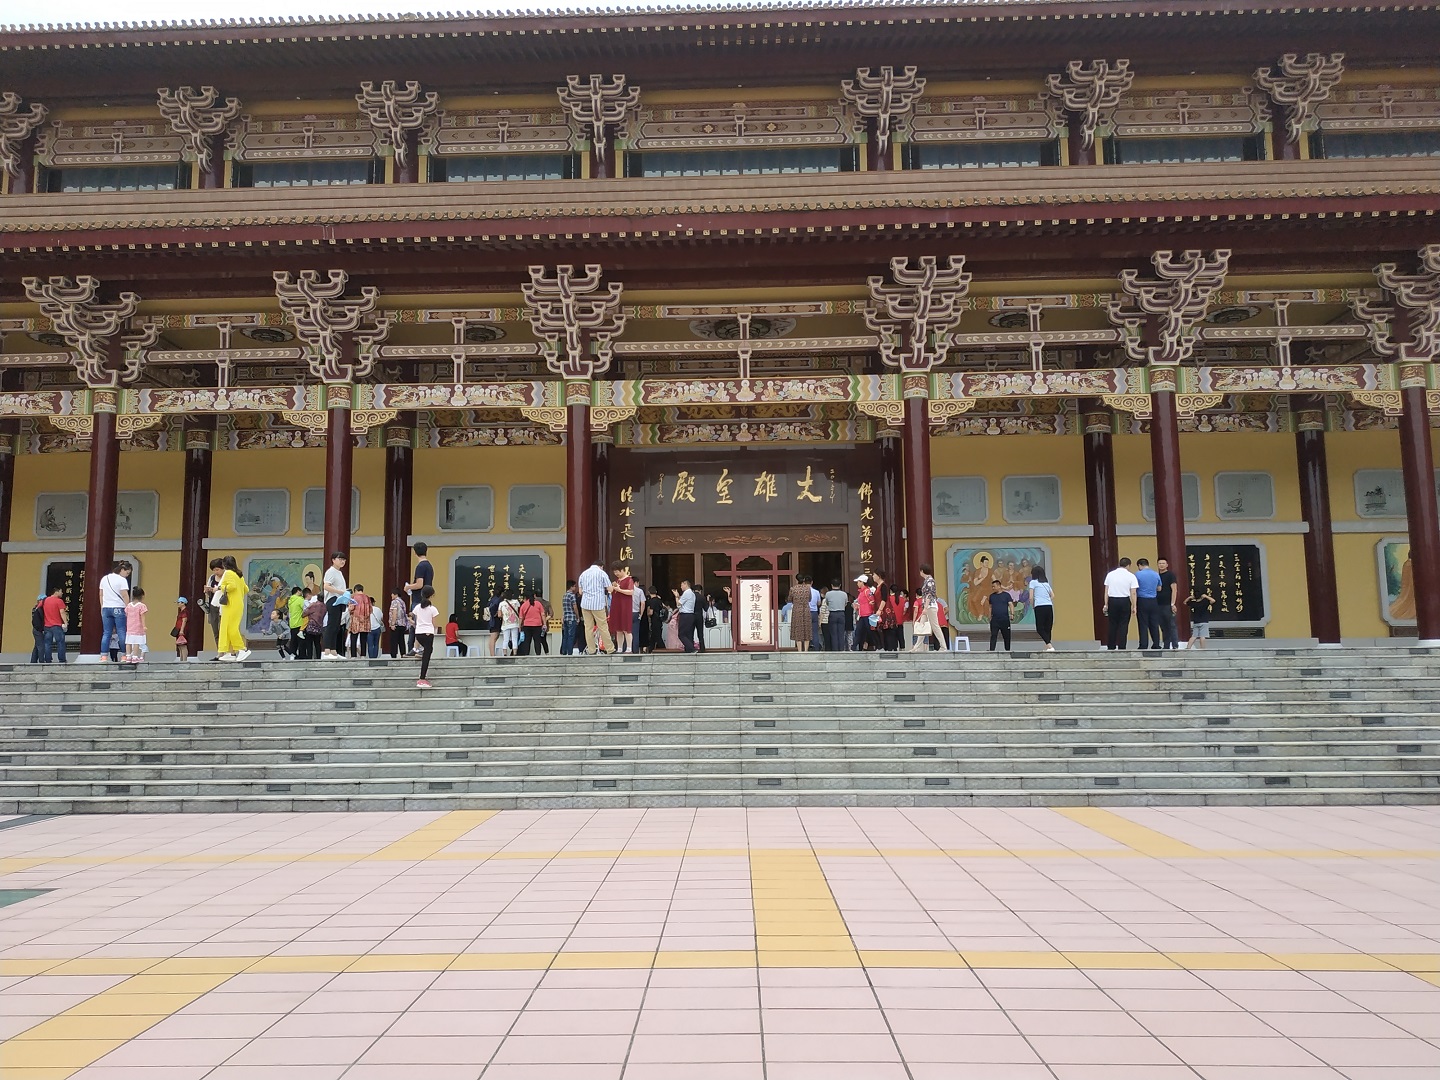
737, 577, 774, 647
1185, 543, 1266, 624
453, 555, 545, 632
858, 481, 874, 564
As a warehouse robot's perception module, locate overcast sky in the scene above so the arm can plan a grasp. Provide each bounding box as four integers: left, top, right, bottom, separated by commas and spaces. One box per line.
0, 0, 678, 28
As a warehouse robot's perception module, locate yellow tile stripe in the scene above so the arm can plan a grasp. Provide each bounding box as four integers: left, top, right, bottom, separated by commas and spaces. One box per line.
363, 809, 497, 861
750, 850, 859, 968
1056, 808, 1208, 857
0, 971, 231, 1079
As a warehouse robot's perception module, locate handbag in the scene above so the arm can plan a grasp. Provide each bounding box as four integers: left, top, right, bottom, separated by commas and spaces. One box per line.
215, 588, 228, 606
704, 614, 717, 629
168, 626, 181, 638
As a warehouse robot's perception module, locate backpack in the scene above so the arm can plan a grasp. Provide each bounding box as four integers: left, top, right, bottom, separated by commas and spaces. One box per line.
32, 603, 45, 632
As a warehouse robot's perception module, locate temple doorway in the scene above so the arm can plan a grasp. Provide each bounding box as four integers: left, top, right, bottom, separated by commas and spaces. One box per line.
646, 528, 847, 649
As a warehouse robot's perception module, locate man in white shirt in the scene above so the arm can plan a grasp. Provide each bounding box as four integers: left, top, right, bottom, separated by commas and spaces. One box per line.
1102, 557, 1140, 650
577, 559, 615, 655
675, 580, 698, 653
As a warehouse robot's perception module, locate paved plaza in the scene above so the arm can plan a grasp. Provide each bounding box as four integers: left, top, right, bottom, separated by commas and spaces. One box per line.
1, 806, 1439, 1079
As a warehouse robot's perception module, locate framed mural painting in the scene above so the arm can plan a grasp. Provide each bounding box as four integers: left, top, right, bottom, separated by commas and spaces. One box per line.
243, 556, 324, 638
931, 476, 987, 525
1376, 537, 1416, 628
437, 486, 494, 532
946, 544, 1051, 628
302, 488, 360, 534
508, 485, 564, 531
1141, 472, 1202, 521
35, 492, 88, 538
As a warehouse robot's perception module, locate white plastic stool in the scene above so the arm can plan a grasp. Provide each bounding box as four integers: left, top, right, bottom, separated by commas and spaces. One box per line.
950, 635, 971, 652
445, 644, 461, 658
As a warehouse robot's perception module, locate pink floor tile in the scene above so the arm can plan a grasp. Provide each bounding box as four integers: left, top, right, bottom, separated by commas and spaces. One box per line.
1159, 1036, 1327, 1067
489, 1034, 634, 1065
91, 1039, 249, 1068
763, 1033, 903, 1062
634, 1009, 760, 1034
766, 1064, 911, 1080
894, 1034, 1044, 1064
625, 1033, 765, 1064
355, 1035, 504, 1064
221, 1035, 376, 1066
621, 1065, 763, 1080
1292, 1037, 1440, 1067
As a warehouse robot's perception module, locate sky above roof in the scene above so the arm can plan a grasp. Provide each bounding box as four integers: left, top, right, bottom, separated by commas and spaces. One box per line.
0, 0, 664, 28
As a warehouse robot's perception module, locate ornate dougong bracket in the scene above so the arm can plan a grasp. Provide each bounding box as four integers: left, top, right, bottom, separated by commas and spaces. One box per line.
557, 74, 639, 165
523, 264, 626, 380
156, 86, 242, 173
22, 276, 156, 388
1253, 53, 1345, 144
1351, 245, 1440, 363
1044, 59, 1134, 151
274, 270, 392, 383
841, 66, 926, 158
865, 256, 972, 378
355, 80, 439, 168
0, 92, 47, 178
1106, 249, 1231, 366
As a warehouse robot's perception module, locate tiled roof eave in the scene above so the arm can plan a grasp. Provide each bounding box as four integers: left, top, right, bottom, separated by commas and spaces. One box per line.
1, 0, 1429, 47
2, 159, 1438, 251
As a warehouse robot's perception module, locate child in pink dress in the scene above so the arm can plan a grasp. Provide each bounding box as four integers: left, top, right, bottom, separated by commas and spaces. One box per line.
124, 588, 148, 664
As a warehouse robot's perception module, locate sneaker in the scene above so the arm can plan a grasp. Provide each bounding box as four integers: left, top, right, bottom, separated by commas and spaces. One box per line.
320, 652, 343, 661
236, 649, 252, 662
218, 653, 237, 662
416, 679, 432, 689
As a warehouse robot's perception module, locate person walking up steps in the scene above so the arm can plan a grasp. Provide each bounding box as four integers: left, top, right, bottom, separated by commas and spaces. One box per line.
1028, 566, 1056, 652
412, 586, 441, 689
1102, 557, 1139, 651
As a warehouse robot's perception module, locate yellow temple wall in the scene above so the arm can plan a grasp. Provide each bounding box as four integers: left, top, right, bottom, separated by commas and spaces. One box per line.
6, 429, 1434, 651
411, 445, 568, 617
927, 428, 1433, 644
929, 435, 1094, 643
4, 449, 183, 653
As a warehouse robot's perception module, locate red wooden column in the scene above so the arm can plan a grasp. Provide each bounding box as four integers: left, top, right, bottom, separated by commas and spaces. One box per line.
1148, 375, 1190, 641
901, 393, 933, 591
0, 421, 17, 636
81, 397, 122, 658
1082, 401, 1119, 645
383, 414, 415, 613
322, 385, 354, 563
179, 415, 215, 648
566, 393, 594, 584
1398, 372, 1440, 645
874, 430, 902, 577
1293, 396, 1342, 645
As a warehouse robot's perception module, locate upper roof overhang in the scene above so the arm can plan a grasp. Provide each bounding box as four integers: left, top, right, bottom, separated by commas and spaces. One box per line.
6, 1, 1440, 100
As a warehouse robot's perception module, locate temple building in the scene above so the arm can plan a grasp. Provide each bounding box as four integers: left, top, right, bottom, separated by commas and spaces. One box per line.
1, 0, 1439, 656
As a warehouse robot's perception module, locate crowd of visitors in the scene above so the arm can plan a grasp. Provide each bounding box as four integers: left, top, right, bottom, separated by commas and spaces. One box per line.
25, 545, 1222, 677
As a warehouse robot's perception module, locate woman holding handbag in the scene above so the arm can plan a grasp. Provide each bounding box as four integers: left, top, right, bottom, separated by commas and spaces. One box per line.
216, 555, 249, 662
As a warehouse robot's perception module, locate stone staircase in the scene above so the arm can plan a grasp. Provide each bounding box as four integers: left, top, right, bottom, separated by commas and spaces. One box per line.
1, 648, 1437, 813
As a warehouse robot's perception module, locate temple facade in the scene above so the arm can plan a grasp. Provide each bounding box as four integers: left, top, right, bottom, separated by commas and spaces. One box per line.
2, 0, 1439, 655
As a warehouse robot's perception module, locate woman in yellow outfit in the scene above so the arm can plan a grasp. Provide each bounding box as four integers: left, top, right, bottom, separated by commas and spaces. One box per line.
217, 555, 251, 662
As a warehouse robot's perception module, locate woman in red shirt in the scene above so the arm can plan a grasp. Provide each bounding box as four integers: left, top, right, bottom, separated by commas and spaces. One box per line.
852, 573, 874, 651
519, 589, 548, 656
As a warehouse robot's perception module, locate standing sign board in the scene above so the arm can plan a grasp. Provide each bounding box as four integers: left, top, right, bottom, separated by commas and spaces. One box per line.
737, 577, 775, 648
